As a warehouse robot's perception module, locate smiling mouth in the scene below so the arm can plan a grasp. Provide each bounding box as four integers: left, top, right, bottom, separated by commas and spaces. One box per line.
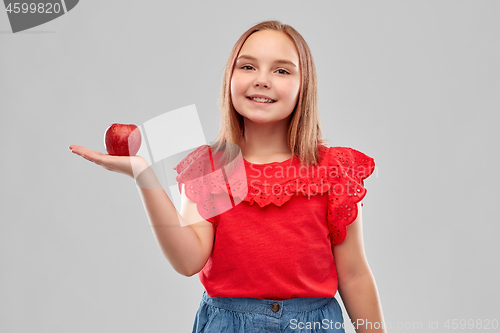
247, 97, 276, 103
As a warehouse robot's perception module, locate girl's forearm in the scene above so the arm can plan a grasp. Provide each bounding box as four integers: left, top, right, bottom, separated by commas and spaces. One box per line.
338, 272, 387, 333
135, 166, 208, 277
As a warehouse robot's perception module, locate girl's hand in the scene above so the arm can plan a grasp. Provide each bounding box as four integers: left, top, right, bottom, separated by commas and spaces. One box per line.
68, 144, 149, 180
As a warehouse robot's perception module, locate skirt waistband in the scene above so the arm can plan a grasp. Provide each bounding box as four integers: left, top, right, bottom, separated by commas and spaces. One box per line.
201, 291, 335, 318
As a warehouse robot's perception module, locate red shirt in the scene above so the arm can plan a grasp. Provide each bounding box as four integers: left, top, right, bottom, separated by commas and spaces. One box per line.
173, 144, 375, 300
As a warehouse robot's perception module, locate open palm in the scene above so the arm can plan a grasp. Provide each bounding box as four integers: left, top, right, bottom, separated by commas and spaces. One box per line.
68, 145, 148, 179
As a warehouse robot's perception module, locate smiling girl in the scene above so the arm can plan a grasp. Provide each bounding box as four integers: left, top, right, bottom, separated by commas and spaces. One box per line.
69, 20, 386, 333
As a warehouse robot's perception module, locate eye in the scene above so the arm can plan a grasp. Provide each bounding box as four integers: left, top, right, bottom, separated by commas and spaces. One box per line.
241, 65, 254, 70
276, 69, 290, 75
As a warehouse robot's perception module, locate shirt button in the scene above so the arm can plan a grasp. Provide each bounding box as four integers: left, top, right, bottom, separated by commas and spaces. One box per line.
271, 303, 280, 312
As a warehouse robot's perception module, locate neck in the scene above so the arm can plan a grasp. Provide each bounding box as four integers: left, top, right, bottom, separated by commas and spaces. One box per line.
239, 117, 292, 162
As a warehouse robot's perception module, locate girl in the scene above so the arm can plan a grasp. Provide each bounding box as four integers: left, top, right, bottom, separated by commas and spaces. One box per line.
69, 20, 386, 333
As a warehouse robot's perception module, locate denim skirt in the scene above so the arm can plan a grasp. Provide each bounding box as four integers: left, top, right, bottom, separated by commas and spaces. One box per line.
192, 291, 345, 333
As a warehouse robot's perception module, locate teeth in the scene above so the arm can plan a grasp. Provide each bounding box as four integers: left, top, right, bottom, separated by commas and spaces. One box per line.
249, 97, 275, 103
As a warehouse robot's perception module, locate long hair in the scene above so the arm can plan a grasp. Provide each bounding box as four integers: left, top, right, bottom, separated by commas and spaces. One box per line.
210, 20, 328, 172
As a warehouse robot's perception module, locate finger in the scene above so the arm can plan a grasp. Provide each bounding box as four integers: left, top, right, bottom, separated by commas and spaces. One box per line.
69, 146, 88, 157
69, 145, 87, 156
70, 146, 103, 163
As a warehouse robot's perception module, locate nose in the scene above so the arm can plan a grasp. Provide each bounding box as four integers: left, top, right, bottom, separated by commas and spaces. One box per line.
254, 73, 270, 88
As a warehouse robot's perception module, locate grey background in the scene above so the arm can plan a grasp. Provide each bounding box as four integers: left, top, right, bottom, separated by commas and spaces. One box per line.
1, 0, 499, 332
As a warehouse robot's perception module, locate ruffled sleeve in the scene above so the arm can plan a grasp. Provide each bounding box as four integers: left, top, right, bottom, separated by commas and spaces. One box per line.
326, 147, 375, 246
172, 144, 221, 226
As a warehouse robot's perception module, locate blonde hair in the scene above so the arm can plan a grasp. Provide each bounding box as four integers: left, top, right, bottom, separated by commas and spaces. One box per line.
211, 20, 328, 171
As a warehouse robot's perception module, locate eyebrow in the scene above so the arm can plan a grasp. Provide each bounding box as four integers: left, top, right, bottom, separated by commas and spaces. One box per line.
236, 55, 297, 68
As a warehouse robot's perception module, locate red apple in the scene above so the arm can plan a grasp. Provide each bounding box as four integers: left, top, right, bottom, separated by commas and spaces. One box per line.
104, 123, 142, 156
